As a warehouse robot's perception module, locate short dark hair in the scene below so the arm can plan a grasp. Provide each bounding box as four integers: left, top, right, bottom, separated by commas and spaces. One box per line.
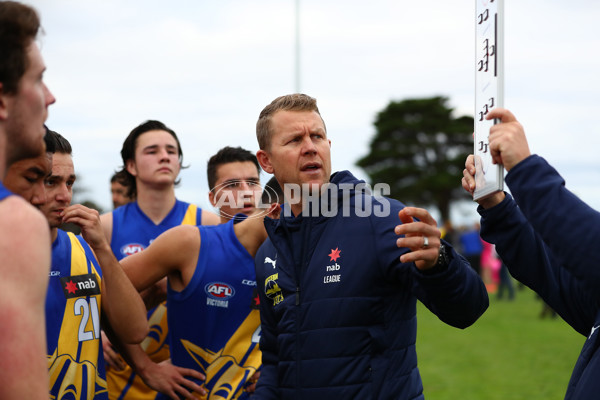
0, 1, 41, 95
110, 170, 129, 185
261, 176, 284, 205
117, 120, 184, 198
207, 146, 260, 190
45, 127, 72, 155
43, 125, 55, 154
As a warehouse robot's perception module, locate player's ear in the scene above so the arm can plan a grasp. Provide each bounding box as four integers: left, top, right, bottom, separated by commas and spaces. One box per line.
125, 159, 137, 177
256, 150, 273, 174
208, 190, 217, 208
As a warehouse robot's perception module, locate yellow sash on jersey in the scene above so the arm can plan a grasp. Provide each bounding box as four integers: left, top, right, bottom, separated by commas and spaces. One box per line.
181, 205, 198, 226
48, 232, 106, 400
180, 310, 262, 399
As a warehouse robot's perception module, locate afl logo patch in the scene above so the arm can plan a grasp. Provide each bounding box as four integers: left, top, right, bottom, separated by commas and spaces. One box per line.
121, 243, 145, 256
205, 282, 235, 299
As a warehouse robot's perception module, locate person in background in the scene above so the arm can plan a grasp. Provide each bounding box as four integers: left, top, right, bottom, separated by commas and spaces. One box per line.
496, 262, 515, 301
118, 162, 284, 399
4, 126, 54, 208
459, 223, 483, 276
110, 170, 134, 209
100, 120, 219, 400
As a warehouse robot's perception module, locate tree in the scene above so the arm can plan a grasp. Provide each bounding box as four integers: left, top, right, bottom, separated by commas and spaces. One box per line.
356, 96, 473, 223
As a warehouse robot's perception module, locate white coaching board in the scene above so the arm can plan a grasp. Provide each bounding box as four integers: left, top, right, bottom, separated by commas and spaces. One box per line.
473, 0, 504, 201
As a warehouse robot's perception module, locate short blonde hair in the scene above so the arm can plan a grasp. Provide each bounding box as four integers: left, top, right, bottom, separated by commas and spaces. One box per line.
256, 93, 325, 150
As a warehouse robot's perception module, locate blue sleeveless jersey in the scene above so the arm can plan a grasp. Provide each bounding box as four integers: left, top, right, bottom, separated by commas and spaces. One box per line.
107, 199, 202, 400
47, 229, 107, 399
110, 200, 201, 259
160, 219, 261, 400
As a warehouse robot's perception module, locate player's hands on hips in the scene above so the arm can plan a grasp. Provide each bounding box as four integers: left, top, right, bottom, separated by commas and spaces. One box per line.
462, 155, 505, 209
394, 207, 441, 271
486, 108, 531, 171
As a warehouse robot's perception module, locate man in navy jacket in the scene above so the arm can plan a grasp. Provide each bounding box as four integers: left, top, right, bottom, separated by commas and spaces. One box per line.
462, 107, 599, 399
253, 93, 489, 399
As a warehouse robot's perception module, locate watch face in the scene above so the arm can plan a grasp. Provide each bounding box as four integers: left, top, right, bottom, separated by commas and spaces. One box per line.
437, 244, 450, 268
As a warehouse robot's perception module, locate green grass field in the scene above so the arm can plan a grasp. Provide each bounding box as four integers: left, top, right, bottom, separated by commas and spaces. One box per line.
416, 285, 584, 400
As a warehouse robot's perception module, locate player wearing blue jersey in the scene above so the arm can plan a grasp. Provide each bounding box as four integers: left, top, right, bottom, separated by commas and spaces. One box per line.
0, 3, 55, 398
38, 131, 148, 400
100, 120, 219, 399
116, 148, 282, 399
4, 126, 54, 208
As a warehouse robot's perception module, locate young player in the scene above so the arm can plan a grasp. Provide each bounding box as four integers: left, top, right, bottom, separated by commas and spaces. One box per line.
100, 120, 219, 399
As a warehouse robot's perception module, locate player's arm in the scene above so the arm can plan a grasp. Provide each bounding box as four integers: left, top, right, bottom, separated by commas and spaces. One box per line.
235, 204, 279, 256
99, 211, 113, 245
0, 199, 51, 399
201, 209, 220, 226
62, 204, 148, 344
120, 224, 200, 292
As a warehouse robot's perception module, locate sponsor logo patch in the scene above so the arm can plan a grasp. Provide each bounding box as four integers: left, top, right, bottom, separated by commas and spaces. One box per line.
265, 273, 283, 306
205, 282, 234, 309
264, 257, 277, 269
60, 274, 100, 299
121, 243, 145, 256
205, 282, 235, 299
251, 287, 260, 310
328, 247, 341, 262
324, 247, 342, 284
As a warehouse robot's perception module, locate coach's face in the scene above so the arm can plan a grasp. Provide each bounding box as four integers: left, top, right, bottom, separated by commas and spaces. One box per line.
257, 110, 331, 192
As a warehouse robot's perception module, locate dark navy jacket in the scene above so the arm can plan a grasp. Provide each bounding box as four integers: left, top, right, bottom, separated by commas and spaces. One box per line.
254, 171, 488, 399
478, 155, 600, 400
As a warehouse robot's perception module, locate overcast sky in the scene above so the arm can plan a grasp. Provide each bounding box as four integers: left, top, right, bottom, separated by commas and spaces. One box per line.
28, 1, 600, 225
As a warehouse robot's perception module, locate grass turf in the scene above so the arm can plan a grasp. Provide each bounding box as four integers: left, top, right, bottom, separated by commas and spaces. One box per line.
416, 286, 585, 400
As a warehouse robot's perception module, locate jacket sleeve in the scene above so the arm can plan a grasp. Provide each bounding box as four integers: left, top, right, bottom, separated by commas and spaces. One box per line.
253, 245, 280, 400
373, 199, 488, 329
506, 155, 600, 288
479, 192, 598, 336
410, 242, 489, 329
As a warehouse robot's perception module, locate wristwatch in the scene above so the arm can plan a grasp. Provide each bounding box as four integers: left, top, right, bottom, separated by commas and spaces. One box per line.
435, 243, 450, 269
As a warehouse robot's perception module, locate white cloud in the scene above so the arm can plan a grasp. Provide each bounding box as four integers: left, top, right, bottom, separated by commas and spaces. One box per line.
26, 0, 600, 216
